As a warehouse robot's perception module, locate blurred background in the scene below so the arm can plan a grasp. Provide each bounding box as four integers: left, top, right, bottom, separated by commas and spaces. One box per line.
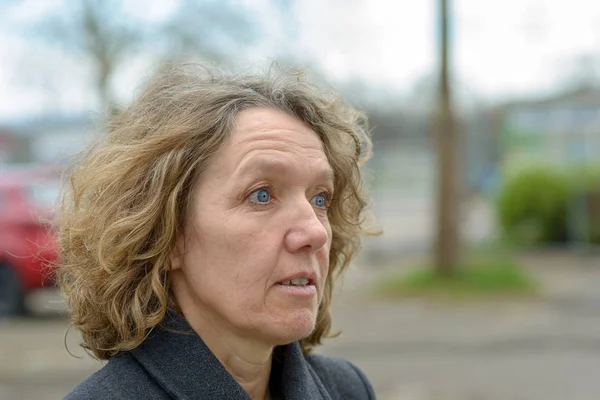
2, 0, 600, 399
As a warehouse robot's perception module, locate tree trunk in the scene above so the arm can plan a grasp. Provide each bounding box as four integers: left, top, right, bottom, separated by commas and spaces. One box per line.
434, 0, 461, 276
97, 62, 114, 114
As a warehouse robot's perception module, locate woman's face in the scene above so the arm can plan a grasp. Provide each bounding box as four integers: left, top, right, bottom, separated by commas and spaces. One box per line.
172, 107, 334, 345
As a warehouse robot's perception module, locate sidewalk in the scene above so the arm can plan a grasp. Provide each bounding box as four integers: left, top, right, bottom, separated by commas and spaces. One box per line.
319, 250, 600, 399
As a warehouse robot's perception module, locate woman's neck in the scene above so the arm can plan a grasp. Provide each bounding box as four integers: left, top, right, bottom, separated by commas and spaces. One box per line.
173, 279, 274, 400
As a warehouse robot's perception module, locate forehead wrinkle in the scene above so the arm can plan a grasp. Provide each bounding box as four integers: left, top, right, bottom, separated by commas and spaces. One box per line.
232, 129, 321, 151
230, 129, 332, 174
226, 109, 334, 185
233, 150, 333, 185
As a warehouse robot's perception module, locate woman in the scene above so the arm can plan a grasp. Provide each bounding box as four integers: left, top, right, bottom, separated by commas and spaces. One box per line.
58, 63, 377, 400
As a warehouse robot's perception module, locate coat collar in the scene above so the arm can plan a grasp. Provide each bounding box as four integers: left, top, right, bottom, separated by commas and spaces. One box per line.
130, 311, 332, 400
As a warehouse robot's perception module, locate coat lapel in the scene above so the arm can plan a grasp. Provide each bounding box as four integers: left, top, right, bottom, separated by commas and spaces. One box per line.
131, 311, 250, 399
276, 343, 333, 400
130, 311, 332, 400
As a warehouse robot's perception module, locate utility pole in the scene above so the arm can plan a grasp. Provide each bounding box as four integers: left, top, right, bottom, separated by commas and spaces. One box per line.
433, 0, 461, 275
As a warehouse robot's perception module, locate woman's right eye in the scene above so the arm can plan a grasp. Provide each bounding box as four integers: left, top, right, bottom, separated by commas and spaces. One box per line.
248, 188, 271, 204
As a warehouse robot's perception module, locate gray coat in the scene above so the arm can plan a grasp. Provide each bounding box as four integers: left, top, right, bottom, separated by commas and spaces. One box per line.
64, 312, 376, 399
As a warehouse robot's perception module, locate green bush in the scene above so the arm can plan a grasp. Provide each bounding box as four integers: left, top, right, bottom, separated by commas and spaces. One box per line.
496, 167, 569, 244
496, 165, 600, 245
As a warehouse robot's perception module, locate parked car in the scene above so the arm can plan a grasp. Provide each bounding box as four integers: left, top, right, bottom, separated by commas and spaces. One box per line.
0, 166, 59, 316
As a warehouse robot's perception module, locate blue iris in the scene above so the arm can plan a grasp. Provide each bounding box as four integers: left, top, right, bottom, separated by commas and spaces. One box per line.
250, 189, 271, 203
312, 193, 327, 208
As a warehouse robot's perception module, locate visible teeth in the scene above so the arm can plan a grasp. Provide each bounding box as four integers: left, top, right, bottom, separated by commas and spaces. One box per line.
291, 278, 309, 286
279, 278, 310, 286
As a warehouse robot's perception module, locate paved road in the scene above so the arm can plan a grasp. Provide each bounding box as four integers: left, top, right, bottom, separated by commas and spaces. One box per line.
324, 251, 600, 399
2, 251, 600, 400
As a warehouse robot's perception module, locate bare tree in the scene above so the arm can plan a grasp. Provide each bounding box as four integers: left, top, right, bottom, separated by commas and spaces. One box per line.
433, 0, 461, 275
36, 0, 145, 112
35, 0, 261, 113
163, 0, 261, 63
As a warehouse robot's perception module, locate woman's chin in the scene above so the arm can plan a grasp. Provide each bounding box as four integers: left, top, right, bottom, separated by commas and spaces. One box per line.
268, 310, 318, 345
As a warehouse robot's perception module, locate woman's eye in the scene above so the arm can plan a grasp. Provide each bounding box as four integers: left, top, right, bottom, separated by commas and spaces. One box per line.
311, 192, 330, 209
248, 188, 271, 204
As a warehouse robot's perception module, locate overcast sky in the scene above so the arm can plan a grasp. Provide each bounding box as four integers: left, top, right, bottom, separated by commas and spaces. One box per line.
1, 0, 600, 119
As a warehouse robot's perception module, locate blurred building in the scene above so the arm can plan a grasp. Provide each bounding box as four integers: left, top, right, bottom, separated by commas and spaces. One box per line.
0, 114, 99, 166
496, 87, 600, 174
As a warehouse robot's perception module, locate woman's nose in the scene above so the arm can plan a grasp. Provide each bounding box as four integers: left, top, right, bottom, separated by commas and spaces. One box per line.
283, 200, 329, 254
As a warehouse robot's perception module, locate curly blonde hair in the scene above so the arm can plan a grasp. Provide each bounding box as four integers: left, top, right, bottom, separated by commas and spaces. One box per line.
56, 63, 374, 360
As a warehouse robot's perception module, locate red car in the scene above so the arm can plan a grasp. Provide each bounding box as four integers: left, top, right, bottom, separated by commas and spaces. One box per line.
0, 166, 60, 316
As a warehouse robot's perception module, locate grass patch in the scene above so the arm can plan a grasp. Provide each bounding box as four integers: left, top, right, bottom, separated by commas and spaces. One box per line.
374, 259, 537, 301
